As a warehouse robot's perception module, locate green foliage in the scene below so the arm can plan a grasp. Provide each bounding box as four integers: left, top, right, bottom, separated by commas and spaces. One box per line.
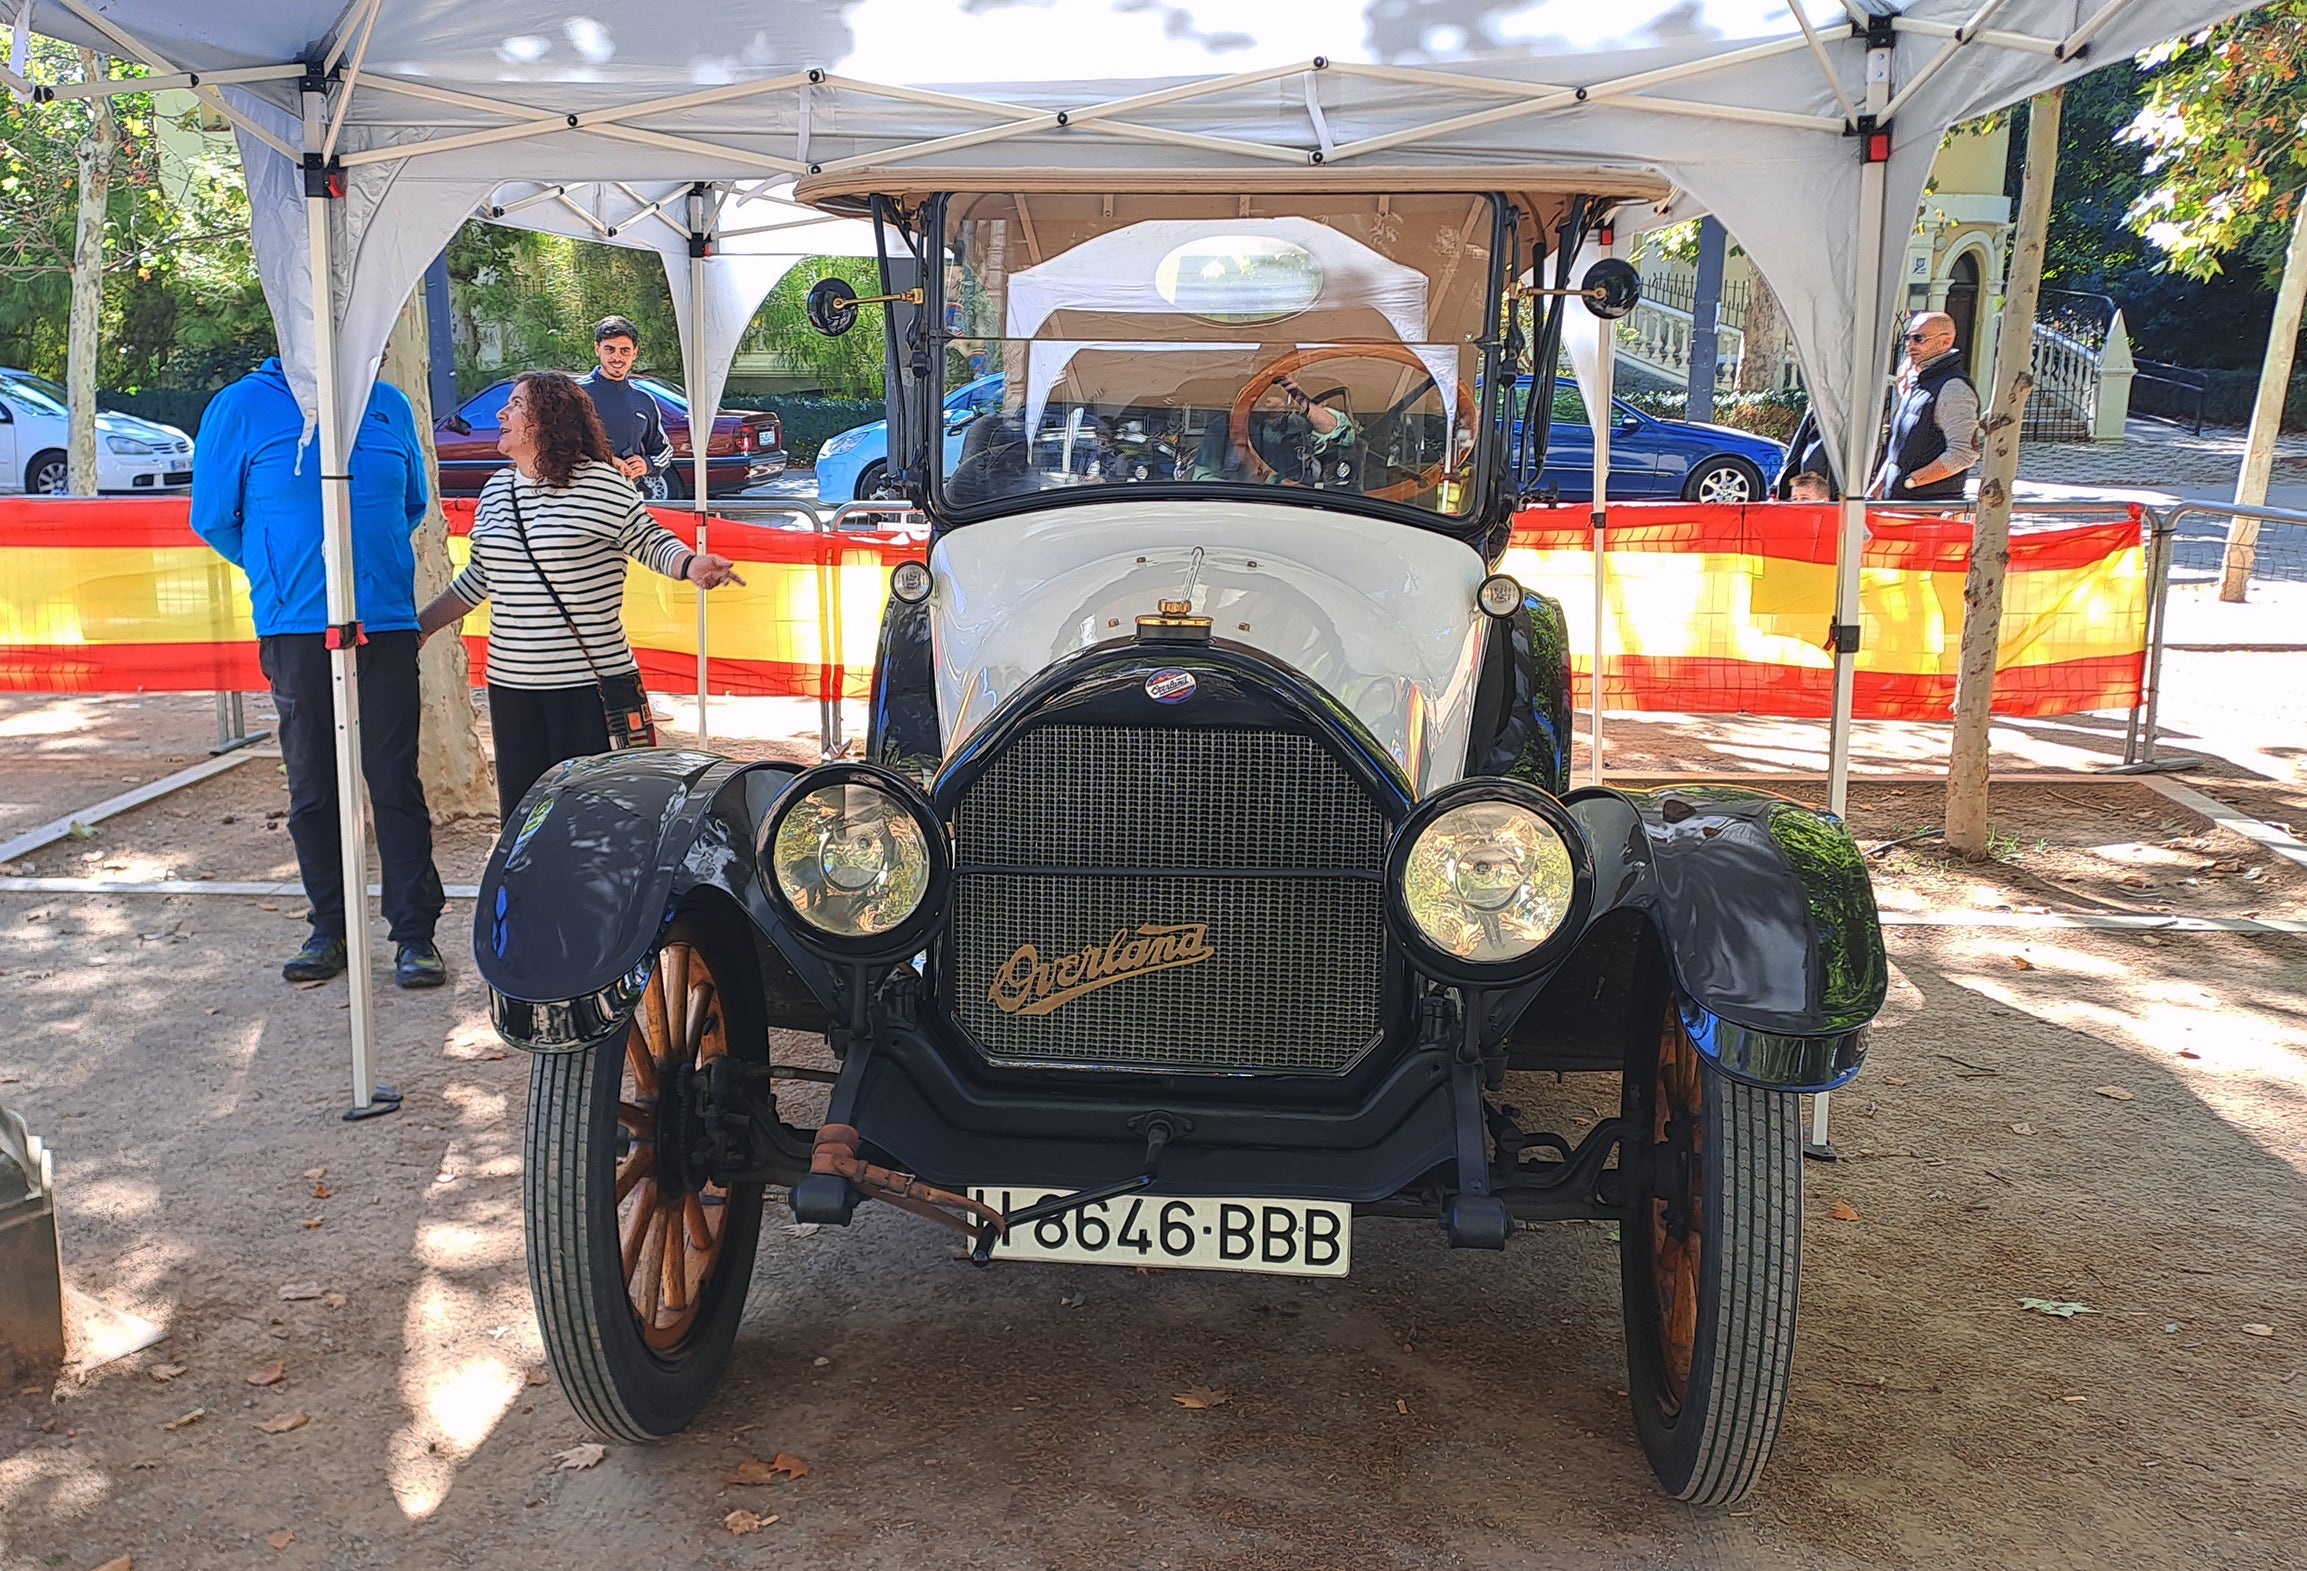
0, 37, 274, 389
749, 257, 887, 400
718, 393, 884, 465
2124, 3, 2307, 283
1620, 386, 1808, 441
444, 221, 680, 394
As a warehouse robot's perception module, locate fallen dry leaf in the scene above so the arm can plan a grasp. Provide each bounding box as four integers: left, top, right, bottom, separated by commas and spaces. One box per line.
162, 1407, 205, 1430
2009, 954, 2036, 971
149, 1363, 186, 1383
2020, 1298, 2096, 1318
1172, 1387, 1231, 1410
726, 1459, 782, 1485
256, 1411, 309, 1434
320, 1292, 347, 1310
310, 1182, 333, 1200
2243, 1323, 2276, 1338
554, 1442, 607, 1471
1824, 1201, 1861, 1222
278, 1283, 323, 1301
2010, 1122, 2035, 1136
299, 1218, 324, 1230
303, 1167, 326, 1181
2093, 1086, 2137, 1102
1883, 1075, 1910, 1086
1395, 1398, 1409, 1415
291, 979, 328, 991
93, 1558, 132, 1571
266, 1530, 295, 1550
768, 1452, 811, 1480
2178, 1048, 2203, 1060
725, 1509, 776, 1535
246, 1362, 285, 1387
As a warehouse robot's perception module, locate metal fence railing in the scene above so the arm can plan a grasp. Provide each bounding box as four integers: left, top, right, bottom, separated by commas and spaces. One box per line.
2127, 497, 2307, 766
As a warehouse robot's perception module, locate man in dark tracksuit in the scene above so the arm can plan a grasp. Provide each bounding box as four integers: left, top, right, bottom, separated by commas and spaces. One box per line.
577, 315, 674, 498
191, 359, 447, 988
1871, 311, 1980, 502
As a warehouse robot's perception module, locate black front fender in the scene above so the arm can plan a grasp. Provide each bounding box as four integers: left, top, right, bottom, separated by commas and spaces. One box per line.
474, 750, 838, 1050
1515, 784, 1887, 1090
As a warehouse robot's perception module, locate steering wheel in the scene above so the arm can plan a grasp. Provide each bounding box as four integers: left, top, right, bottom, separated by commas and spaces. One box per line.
1229, 344, 1479, 504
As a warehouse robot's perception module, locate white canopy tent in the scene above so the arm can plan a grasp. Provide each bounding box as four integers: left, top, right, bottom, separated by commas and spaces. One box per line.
10, 0, 2254, 1114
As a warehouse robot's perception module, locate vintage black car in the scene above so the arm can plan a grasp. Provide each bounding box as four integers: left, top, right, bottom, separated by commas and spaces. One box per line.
477, 179, 1885, 1505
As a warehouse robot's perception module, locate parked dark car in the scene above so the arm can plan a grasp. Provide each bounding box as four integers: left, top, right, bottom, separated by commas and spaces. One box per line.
1516, 377, 1784, 503
435, 375, 783, 498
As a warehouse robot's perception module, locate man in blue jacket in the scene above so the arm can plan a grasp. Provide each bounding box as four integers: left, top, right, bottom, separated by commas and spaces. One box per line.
191, 358, 448, 988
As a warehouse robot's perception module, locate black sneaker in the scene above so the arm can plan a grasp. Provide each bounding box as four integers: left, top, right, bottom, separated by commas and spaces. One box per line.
284, 935, 348, 983
395, 941, 447, 990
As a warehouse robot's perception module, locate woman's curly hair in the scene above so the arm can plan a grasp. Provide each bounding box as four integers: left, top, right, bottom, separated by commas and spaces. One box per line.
514, 371, 615, 489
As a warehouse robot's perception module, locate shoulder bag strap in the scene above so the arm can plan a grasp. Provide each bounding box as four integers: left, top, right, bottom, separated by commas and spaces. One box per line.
505, 478, 610, 682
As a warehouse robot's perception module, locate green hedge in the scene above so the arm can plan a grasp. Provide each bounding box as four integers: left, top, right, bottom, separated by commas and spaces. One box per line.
1620, 387, 1807, 443
2133, 367, 2307, 431
721, 394, 885, 465
101, 387, 218, 436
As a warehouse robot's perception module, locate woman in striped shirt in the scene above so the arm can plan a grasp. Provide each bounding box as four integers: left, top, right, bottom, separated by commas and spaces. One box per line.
417, 372, 743, 819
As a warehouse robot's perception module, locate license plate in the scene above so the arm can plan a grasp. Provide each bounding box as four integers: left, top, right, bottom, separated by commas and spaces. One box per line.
967, 1189, 1350, 1277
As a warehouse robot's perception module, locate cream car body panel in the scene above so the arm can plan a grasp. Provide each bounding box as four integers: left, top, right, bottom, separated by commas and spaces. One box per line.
928, 502, 1489, 795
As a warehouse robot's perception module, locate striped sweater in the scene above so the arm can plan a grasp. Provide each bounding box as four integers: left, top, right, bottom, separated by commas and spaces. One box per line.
449, 460, 694, 690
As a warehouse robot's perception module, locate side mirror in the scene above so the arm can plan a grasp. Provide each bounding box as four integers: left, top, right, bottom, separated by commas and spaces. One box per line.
1581, 258, 1643, 321
442, 415, 472, 435
1619, 413, 1642, 432
807, 278, 861, 337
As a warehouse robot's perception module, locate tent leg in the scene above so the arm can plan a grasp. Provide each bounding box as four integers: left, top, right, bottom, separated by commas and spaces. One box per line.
1589, 272, 1614, 787
689, 221, 713, 749
303, 82, 394, 1123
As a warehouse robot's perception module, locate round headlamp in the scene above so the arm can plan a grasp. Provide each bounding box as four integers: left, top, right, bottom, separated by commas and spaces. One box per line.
1477, 573, 1524, 618
1386, 779, 1592, 985
891, 560, 933, 603
760, 763, 949, 958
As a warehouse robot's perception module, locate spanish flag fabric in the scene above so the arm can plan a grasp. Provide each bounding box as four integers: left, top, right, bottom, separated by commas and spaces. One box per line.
0, 498, 2145, 722
1503, 503, 2147, 720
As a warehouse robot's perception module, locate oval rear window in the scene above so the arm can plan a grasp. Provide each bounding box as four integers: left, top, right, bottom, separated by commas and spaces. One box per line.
1153, 235, 1324, 325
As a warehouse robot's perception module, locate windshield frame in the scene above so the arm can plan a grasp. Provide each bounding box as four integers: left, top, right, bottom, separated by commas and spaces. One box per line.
918, 192, 1514, 543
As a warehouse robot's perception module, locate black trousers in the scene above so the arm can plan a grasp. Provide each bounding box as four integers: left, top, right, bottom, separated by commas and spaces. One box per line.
260, 630, 445, 946
488, 683, 610, 822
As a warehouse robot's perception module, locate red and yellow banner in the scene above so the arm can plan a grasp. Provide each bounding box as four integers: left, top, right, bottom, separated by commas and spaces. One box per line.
0, 497, 2145, 722
1503, 502, 2147, 720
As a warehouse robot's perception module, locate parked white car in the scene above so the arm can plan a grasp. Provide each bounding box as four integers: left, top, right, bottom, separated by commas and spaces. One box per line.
0, 369, 195, 494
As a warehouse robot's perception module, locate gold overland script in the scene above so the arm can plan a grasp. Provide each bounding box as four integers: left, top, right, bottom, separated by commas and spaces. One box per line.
987, 923, 1216, 1016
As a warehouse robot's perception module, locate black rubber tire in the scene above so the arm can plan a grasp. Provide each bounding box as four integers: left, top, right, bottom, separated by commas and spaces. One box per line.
1620, 1005, 1802, 1504
852, 460, 889, 501
1681, 456, 1764, 505
26, 450, 68, 494
524, 913, 766, 1441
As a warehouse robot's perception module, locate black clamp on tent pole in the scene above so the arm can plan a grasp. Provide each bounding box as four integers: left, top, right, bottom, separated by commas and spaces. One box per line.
1822, 622, 1861, 655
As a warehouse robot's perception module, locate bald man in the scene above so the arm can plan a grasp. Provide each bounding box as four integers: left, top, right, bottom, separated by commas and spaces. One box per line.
1871, 311, 1979, 502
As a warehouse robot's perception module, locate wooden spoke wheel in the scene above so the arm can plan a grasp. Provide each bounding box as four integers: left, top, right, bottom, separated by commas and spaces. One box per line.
526, 914, 766, 1441
1619, 1000, 1803, 1505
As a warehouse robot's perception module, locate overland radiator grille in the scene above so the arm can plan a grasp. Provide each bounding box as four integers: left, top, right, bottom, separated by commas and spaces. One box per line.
949, 725, 1389, 1073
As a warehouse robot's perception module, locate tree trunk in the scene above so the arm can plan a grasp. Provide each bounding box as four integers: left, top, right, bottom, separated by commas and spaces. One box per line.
65, 49, 117, 498
381, 284, 496, 818
2220, 194, 2307, 602
1946, 88, 2062, 860
1737, 271, 1788, 396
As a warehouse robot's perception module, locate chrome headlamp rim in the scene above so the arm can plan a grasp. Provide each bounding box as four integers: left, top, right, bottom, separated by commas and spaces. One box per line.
1384, 777, 1594, 987
757, 761, 951, 961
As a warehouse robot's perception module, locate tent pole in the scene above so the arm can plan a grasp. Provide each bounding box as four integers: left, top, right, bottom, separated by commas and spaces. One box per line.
301, 74, 389, 1121
687, 185, 712, 749
1589, 230, 1616, 786
1830, 35, 1895, 822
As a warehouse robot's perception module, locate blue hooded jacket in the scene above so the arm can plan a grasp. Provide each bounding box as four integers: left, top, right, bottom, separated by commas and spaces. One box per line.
190, 359, 430, 636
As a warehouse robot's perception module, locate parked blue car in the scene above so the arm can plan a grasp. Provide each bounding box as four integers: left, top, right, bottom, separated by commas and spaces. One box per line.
1516, 377, 1785, 503
812, 372, 1005, 502
812, 371, 1783, 505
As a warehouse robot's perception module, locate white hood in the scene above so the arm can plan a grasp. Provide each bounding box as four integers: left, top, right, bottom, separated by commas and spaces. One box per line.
928, 503, 1490, 795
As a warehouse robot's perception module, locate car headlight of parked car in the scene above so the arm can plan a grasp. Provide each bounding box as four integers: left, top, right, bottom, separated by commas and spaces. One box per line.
761, 764, 950, 958
817, 427, 864, 459
1386, 779, 1592, 985
104, 435, 154, 456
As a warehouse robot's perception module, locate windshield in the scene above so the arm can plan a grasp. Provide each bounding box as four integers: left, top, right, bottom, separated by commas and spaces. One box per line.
932, 194, 1501, 523
0, 374, 70, 417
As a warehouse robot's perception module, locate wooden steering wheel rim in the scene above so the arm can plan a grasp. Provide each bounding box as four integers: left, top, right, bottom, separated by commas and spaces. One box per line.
1227, 343, 1477, 504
